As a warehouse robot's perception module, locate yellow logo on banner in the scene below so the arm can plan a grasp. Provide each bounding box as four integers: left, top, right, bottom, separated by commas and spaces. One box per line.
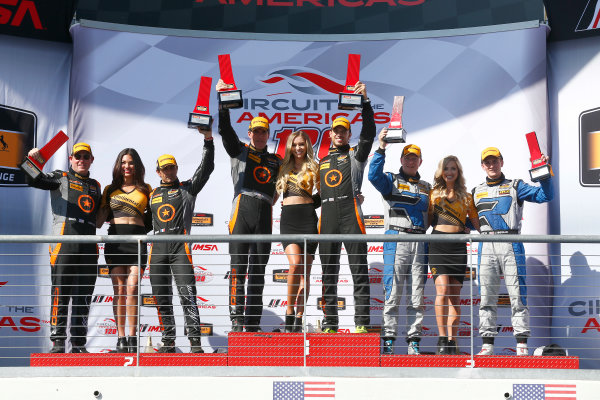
0, 130, 24, 169
476, 192, 488, 199
397, 183, 409, 191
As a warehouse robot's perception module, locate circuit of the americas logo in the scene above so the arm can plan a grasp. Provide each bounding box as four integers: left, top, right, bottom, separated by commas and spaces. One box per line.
97, 265, 110, 278
316, 297, 346, 310
0, 104, 36, 186
364, 215, 384, 228
141, 294, 157, 307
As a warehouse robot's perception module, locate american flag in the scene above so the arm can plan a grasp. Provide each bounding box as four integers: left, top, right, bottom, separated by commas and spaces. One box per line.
513, 383, 576, 400
273, 381, 335, 400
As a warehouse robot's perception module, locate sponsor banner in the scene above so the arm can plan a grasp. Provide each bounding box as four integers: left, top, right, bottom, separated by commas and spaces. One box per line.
548, 31, 600, 368
364, 214, 384, 229
545, 0, 600, 41
0, 0, 76, 42
76, 0, 543, 35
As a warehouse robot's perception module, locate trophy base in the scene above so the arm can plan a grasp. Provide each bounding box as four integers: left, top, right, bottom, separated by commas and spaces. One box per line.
19, 157, 42, 180
188, 113, 213, 130
218, 90, 243, 109
383, 128, 406, 144
338, 93, 363, 110
529, 164, 552, 182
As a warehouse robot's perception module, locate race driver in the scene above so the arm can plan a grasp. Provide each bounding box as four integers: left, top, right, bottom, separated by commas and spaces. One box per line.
216, 79, 282, 332
319, 81, 375, 334
473, 147, 553, 356
149, 129, 214, 353
27, 142, 101, 353
368, 133, 430, 355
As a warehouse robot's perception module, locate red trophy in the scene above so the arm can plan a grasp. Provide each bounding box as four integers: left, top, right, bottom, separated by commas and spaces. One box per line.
384, 96, 406, 143
217, 54, 243, 109
19, 130, 68, 180
525, 131, 552, 182
188, 76, 213, 130
338, 54, 363, 111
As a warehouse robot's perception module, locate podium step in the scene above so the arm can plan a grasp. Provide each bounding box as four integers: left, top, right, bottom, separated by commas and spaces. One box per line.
306, 333, 380, 367
228, 332, 305, 366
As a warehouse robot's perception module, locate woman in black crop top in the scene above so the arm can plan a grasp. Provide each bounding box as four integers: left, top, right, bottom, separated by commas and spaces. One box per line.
275, 131, 320, 332
97, 148, 151, 353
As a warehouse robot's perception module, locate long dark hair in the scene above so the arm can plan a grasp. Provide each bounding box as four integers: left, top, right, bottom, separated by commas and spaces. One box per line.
108, 148, 150, 197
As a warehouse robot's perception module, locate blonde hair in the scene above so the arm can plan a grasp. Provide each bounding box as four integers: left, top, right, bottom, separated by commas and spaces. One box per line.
276, 131, 319, 194
431, 155, 468, 204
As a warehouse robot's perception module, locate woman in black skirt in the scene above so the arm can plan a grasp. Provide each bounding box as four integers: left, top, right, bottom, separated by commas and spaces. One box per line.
97, 148, 152, 352
275, 131, 320, 332
428, 155, 479, 354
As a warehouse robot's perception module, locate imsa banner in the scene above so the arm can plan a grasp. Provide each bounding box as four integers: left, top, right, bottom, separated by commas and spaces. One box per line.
69, 23, 552, 356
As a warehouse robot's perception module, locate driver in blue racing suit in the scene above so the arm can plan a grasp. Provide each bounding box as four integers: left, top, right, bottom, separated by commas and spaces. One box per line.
472, 147, 553, 356
368, 133, 430, 355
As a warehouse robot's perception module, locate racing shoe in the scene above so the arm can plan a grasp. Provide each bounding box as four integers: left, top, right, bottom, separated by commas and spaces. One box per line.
190, 337, 204, 354
382, 338, 394, 355
231, 319, 243, 333
322, 328, 337, 334
49, 340, 65, 353
407, 341, 421, 355
354, 325, 368, 334
158, 341, 176, 353
516, 343, 529, 356
71, 344, 89, 354
477, 344, 494, 356
293, 316, 303, 333
116, 337, 128, 353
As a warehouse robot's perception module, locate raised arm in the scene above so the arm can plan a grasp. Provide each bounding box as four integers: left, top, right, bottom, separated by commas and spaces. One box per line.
353, 81, 376, 163
368, 128, 394, 196
188, 130, 215, 196
216, 79, 244, 158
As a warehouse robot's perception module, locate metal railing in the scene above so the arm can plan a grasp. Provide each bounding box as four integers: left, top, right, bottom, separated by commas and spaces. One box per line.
0, 234, 598, 368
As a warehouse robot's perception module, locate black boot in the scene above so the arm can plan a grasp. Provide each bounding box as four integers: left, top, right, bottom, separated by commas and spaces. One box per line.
116, 337, 128, 353
231, 318, 243, 333
71, 343, 89, 354
49, 340, 65, 354
127, 336, 137, 353
285, 313, 295, 333
293, 316, 303, 333
447, 339, 458, 355
190, 337, 204, 353
436, 336, 448, 355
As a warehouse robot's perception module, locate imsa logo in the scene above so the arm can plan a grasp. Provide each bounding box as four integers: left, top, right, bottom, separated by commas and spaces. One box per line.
316, 297, 346, 310
272, 269, 289, 283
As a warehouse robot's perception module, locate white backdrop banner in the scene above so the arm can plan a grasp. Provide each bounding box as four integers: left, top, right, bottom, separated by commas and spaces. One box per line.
0, 34, 71, 365
68, 24, 551, 355
548, 35, 600, 369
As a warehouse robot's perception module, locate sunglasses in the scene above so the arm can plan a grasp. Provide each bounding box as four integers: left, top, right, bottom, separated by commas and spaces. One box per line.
73, 153, 91, 160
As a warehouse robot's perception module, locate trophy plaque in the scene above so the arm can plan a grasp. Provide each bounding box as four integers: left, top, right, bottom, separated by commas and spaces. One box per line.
188, 76, 213, 130
217, 54, 243, 109
525, 131, 552, 182
338, 54, 363, 111
19, 130, 68, 180
384, 96, 407, 143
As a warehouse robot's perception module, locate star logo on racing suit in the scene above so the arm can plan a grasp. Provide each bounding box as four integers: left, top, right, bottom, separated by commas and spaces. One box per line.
77, 195, 95, 213
253, 166, 271, 184
157, 204, 176, 223
324, 169, 343, 188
